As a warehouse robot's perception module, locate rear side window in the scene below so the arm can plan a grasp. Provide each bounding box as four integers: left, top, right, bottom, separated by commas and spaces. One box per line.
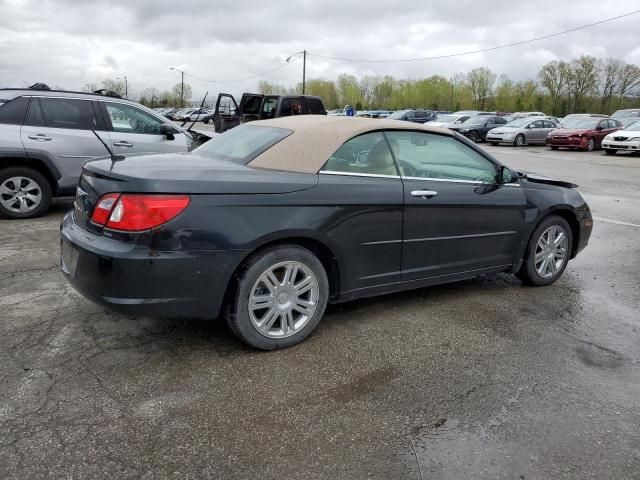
193, 124, 292, 163
38, 98, 98, 130
0, 96, 30, 125
261, 97, 279, 119
280, 98, 306, 116
307, 98, 325, 114
322, 132, 398, 176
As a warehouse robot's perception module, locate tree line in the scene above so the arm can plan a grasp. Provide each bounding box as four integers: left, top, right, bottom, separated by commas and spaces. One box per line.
259, 55, 640, 115
89, 55, 639, 116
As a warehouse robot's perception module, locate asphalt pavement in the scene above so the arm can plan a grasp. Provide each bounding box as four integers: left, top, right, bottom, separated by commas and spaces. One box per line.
1, 145, 639, 479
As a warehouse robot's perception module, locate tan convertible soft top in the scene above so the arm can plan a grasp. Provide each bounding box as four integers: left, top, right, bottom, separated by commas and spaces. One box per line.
248, 115, 454, 173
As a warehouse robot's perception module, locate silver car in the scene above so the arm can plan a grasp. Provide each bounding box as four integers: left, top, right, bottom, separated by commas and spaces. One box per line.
0, 87, 192, 218
486, 117, 558, 146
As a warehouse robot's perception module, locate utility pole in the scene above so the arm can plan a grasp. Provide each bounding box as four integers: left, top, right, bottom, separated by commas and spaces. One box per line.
170, 67, 185, 107
302, 50, 306, 95
286, 51, 307, 95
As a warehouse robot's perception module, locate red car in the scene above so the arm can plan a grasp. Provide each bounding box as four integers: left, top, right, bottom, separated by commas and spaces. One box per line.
547, 116, 622, 151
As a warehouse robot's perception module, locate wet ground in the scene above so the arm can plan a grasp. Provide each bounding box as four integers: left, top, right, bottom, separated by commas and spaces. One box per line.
1, 146, 639, 479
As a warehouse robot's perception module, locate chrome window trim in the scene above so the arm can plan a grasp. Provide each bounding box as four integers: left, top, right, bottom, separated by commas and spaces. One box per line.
319, 170, 400, 179
319, 171, 521, 186
401, 175, 487, 185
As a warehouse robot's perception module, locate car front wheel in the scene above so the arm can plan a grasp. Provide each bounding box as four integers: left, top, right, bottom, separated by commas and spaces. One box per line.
0, 167, 52, 219
514, 134, 525, 147
225, 245, 329, 350
516, 215, 573, 286
468, 131, 480, 142
586, 138, 595, 151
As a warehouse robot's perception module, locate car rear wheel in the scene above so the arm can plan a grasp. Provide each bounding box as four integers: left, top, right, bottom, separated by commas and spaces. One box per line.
550, 146, 559, 150
225, 245, 329, 350
514, 134, 525, 147
586, 138, 595, 151
468, 130, 480, 142
0, 167, 52, 219
516, 215, 572, 286
604, 149, 617, 155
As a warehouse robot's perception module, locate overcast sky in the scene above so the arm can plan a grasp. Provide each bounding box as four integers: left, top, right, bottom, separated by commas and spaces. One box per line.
1, 0, 639, 99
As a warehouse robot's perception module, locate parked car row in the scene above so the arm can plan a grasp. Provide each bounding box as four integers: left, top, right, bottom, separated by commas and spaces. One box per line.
420, 109, 640, 152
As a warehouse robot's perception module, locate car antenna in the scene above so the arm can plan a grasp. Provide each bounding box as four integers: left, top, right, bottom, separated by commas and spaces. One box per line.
91, 129, 125, 169
183, 91, 208, 132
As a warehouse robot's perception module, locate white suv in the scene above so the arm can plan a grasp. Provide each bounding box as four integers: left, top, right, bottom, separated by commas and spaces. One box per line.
0, 87, 192, 218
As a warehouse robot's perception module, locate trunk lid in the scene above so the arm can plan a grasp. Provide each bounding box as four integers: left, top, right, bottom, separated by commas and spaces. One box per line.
73, 152, 318, 231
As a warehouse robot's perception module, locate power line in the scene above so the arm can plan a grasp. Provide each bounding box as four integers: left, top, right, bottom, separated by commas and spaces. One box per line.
181, 58, 298, 84
307, 9, 640, 63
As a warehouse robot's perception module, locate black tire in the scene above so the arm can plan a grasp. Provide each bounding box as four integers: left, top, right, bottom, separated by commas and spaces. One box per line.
586, 137, 595, 152
0, 167, 52, 219
516, 215, 573, 286
468, 130, 480, 142
550, 146, 559, 150
514, 134, 525, 147
604, 149, 616, 155
225, 245, 329, 350
489, 142, 498, 146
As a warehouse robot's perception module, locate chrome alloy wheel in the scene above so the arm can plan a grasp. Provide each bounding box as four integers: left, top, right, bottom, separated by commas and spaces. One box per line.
534, 225, 568, 278
0, 176, 42, 214
248, 261, 319, 338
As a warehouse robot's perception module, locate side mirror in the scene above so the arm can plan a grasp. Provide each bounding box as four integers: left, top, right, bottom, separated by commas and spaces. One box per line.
160, 124, 175, 140
596, 126, 603, 131
499, 166, 518, 184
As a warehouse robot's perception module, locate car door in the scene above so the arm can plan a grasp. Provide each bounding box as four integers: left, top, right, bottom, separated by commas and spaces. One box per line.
238, 94, 264, 122
214, 93, 240, 133
316, 132, 403, 292
21, 96, 111, 191
384, 130, 527, 281
100, 101, 187, 155
527, 120, 546, 143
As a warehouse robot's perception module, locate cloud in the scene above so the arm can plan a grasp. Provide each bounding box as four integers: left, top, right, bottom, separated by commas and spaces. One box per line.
0, 0, 639, 99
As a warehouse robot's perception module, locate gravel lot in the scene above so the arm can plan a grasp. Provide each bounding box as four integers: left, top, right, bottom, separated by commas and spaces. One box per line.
1, 145, 639, 479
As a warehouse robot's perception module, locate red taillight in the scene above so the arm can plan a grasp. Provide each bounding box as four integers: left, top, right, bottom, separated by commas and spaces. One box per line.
90, 193, 120, 226
91, 194, 190, 232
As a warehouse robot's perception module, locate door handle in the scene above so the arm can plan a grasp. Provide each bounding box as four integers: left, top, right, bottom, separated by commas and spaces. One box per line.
411, 190, 438, 198
113, 141, 133, 147
28, 134, 52, 141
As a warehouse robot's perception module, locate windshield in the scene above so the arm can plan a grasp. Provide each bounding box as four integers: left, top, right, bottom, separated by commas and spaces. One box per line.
461, 116, 486, 126
388, 110, 409, 120
435, 114, 455, 123
193, 125, 292, 163
560, 118, 600, 129
504, 118, 529, 128
623, 121, 640, 131
612, 110, 640, 119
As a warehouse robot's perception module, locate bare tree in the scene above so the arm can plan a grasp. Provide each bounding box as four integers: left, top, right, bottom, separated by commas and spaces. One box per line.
467, 67, 496, 110
538, 61, 570, 116
618, 63, 640, 105
599, 58, 624, 112
568, 56, 600, 112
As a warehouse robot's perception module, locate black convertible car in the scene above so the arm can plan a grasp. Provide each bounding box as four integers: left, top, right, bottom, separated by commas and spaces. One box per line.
61, 116, 592, 350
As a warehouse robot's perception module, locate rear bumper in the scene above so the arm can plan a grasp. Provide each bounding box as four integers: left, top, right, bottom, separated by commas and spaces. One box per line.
60, 212, 245, 319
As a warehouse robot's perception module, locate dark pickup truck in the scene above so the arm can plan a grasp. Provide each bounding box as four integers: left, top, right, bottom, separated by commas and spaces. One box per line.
209, 93, 327, 133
